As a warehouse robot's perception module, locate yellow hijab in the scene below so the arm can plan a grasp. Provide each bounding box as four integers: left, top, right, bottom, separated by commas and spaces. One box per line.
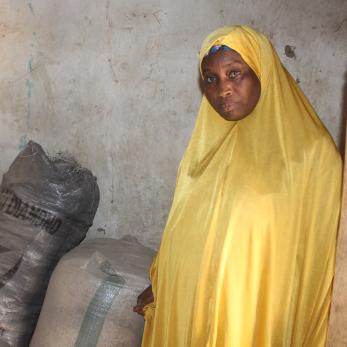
142, 25, 342, 347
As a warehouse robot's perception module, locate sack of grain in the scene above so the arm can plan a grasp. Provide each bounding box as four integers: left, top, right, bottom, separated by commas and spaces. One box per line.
0, 141, 100, 346
30, 236, 155, 347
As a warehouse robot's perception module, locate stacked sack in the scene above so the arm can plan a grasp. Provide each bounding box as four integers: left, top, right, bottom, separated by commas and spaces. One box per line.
0, 141, 100, 346
30, 236, 155, 347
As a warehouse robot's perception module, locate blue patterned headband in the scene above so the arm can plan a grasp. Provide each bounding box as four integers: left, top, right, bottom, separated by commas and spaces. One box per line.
206, 44, 232, 56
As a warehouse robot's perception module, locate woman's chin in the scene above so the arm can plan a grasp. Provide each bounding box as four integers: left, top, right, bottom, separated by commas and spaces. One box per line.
218, 111, 244, 122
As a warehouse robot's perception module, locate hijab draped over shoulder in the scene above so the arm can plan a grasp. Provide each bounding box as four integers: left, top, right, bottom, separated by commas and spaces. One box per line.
141, 25, 342, 347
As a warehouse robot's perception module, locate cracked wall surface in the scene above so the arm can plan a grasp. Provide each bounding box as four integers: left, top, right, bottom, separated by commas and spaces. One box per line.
0, 0, 346, 249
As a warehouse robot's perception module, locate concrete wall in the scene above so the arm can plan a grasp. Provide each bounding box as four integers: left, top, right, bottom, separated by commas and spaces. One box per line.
0, 0, 346, 249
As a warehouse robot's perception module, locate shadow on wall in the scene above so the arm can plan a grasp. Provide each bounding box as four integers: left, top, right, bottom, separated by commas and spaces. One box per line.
338, 70, 347, 158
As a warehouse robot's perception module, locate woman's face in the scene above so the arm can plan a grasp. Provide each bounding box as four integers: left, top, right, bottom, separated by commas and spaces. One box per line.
201, 49, 261, 121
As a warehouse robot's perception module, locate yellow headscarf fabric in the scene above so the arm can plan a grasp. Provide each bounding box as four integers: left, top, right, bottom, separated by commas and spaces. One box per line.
141, 26, 342, 347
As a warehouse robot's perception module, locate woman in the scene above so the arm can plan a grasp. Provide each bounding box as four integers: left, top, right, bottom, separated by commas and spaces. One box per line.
134, 25, 342, 346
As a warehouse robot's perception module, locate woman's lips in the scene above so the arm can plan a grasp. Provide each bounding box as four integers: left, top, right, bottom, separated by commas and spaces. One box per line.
220, 100, 238, 112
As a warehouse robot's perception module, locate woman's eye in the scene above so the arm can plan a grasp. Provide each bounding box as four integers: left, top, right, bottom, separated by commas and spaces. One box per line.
229, 71, 241, 79
206, 76, 217, 84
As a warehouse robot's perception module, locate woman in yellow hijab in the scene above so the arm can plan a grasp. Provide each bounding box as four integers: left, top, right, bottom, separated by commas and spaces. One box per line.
136, 25, 342, 346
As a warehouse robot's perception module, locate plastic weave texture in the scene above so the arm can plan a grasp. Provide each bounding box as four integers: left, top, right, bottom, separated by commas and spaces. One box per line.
0, 141, 100, 346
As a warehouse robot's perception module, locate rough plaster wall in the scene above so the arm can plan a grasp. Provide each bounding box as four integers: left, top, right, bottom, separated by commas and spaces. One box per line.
0, 1, 346, 249
327, 67, 347, 346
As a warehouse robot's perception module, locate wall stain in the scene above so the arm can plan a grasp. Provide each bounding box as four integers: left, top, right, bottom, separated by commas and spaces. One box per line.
120, 27, 133, 32
152, 12, 161, 25
19, 135, 28, 150
28, 57, 33, 73
333, 18, 347, 33
26, 56, 34, 129
106, 1, 119, 85
28, 2, 35, 16
284, 45, 296, 59
97, 227, 106, 235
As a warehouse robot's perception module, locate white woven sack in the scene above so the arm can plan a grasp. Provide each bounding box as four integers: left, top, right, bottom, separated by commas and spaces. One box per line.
30, 236, 155, 347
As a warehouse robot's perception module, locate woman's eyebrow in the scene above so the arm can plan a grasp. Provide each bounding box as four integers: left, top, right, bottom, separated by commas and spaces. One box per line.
202, 61, 243, 73
221, 60, 244, 66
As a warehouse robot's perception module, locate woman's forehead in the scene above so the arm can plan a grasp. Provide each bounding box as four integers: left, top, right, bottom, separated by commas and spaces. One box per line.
202, 50, 248, 70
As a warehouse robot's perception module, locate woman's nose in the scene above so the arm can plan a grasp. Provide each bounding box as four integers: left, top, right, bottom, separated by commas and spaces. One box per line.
218, 80, 233, 97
